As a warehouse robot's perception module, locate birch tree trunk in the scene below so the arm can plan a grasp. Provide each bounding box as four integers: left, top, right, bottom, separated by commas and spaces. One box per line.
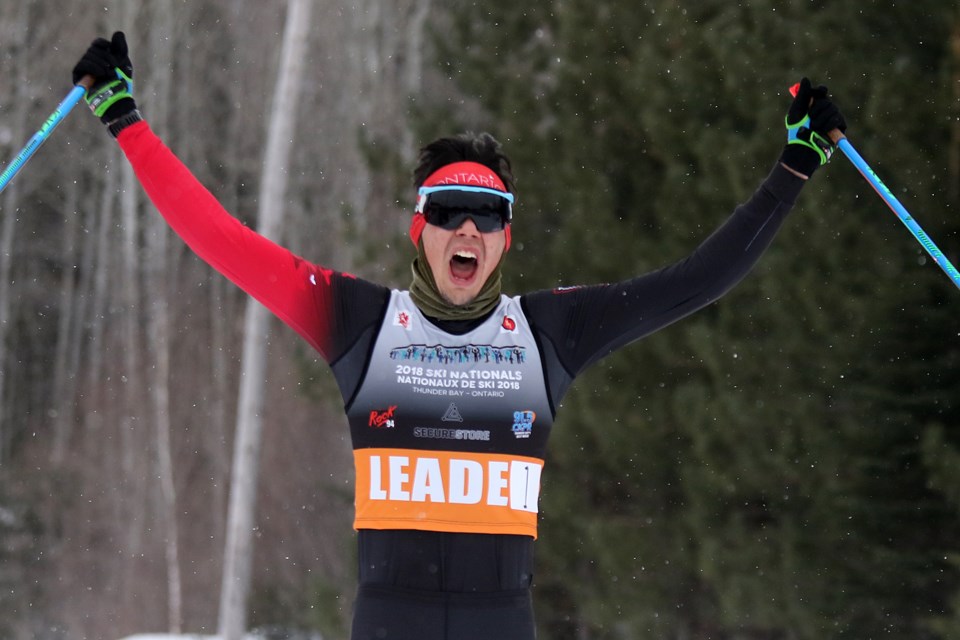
146, 0, 183, 630
49, 180, 81, 462
218, 1, 314, 637
0, 0, 29, 462
0, 181, 20, 462
950, 12, 960, 204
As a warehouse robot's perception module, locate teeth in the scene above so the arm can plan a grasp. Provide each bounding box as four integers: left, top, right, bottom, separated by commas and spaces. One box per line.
454, 250, 477, 260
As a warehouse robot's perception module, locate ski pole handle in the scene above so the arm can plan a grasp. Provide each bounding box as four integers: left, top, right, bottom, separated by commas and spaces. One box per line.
788, 81, 846, 145
812, 127, 847, 151
0, 75, 95, 195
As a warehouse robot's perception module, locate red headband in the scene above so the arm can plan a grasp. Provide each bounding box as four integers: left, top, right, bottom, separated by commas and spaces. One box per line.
410, 161, 512, 250
422, 161, 508, 190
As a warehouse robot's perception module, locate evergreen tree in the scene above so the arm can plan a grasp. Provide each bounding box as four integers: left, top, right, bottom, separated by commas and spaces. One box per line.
425, 1, 960, 638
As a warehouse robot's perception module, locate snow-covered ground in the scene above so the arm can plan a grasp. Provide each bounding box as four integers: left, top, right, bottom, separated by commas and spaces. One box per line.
118, 635, 266, 640
118, 632, 323, 640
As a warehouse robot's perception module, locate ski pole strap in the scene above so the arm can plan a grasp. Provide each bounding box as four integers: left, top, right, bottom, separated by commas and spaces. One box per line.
785, 114, 835, 165
85, 68, 134, 119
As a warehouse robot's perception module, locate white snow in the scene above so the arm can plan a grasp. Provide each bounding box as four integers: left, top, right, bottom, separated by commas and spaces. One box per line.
117, 635, 265, 640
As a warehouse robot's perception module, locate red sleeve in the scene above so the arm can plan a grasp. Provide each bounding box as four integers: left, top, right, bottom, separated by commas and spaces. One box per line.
117, 120, 358, 361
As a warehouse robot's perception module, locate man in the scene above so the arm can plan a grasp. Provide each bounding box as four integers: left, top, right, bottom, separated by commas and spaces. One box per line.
74, 31, 845, 640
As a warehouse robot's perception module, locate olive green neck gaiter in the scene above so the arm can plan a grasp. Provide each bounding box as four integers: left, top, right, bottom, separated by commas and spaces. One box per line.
408, 241, 503, 321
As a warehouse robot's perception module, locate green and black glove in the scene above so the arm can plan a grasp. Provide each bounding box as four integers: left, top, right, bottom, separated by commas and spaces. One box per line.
72, 31, 142, 138
780, 77, 847, 178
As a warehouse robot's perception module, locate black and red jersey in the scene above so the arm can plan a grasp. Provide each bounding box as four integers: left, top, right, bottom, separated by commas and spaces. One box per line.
349, 291, 551, 538
117, 119, 804, 611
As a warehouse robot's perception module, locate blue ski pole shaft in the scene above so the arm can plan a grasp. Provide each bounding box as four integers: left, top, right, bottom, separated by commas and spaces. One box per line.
828, 130, 960, 291
0, 76, 93, 195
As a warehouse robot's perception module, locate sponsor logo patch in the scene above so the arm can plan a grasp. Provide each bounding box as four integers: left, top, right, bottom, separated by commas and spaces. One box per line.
512, 410, 536, 439
393, 311, 412, 330
441, 403, 464, 422
369, 405, 397, 429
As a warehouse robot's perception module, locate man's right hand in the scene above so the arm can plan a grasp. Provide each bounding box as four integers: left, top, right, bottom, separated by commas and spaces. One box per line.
72, 32, 139, 132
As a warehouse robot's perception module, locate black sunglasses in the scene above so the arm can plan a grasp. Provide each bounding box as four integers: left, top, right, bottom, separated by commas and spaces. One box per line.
417, 186, 514, 233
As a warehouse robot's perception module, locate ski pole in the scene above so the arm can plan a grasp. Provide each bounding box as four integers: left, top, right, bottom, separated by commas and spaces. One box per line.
788, 82, 960, 290
0, 75, 94, 195
830, 134, 960, 290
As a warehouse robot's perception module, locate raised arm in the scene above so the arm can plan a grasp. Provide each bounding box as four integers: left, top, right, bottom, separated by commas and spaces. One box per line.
72, 32, 388, 362
523, 80, 847, 405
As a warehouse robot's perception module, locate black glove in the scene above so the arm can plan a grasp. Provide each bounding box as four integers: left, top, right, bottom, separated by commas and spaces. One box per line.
72, 32, 141, 137
780, 77, 847, 178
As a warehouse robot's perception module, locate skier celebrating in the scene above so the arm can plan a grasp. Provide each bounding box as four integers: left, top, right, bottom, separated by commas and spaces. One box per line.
73, 32, 845, 640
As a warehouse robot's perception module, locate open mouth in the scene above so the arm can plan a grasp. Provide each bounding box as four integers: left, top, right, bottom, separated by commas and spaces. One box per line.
450, 250, 479, 282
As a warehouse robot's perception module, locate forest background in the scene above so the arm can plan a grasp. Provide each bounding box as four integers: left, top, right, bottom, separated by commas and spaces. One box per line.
1, 1, 959, 639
